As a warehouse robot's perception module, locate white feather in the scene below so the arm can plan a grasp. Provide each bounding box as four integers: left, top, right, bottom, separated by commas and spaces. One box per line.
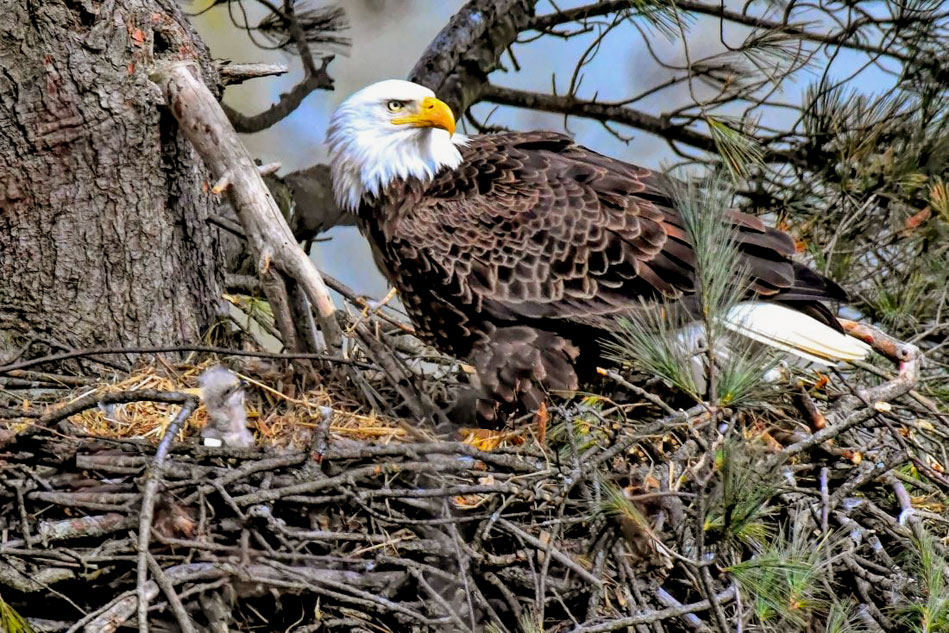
722, 302, 870, 364
326, 80, 466, 212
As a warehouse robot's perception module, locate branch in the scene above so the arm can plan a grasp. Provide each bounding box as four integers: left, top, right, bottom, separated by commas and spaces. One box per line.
834, 319, 922, 410
480, 84, 720, 154
496, 519, 604, 587
409, 0, 539, 116
82, 563, 226, 633
223, 55, 334, 133
0, 345, 370, 376
7, 389, 194, 439
530, 0, 930, 68
275, 163, 354, 240
145, 553, 197, 633
151, 62, 342, 350
775, 321, 920, 462
222, 0, 343, 132
137, 400, 199, 633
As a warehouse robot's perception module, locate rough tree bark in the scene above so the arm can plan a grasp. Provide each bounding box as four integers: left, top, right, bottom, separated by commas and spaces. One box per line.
0, 0, 223, 361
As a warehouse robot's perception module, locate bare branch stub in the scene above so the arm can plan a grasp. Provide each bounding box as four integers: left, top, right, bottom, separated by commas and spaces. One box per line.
215, 61, 288, 86
150, 62, 341, 350
270, 163, 354, 242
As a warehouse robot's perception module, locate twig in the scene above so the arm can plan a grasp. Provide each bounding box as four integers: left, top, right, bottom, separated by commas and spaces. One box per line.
37, 513, 132, 543
497, 519, 603, 587
601, 369, 677, 415
569, 586, 737, 632
76, 564, 225, 633
0, 344, 372, 376
136, 398, 198, 633
34, 389, 195, 428
654, 587, 707, 631
481, 84, 720, 155
145, 552, 197, 633
775, 322, 920, 463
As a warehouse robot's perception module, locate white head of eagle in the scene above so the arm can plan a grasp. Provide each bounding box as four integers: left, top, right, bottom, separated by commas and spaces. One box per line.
326, 79, 466, 212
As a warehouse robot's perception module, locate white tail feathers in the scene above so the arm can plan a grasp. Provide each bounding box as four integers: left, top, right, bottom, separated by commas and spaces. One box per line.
723, 302, 871, 365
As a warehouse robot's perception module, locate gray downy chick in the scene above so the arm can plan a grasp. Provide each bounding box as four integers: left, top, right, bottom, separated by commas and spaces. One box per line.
198, 366, 255, 448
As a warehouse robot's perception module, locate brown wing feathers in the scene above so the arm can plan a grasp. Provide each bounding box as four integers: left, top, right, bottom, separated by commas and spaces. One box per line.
396, 133, 840, 325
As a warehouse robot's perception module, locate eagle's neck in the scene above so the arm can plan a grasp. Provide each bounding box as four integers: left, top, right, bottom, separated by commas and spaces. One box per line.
328, 126, 467, 213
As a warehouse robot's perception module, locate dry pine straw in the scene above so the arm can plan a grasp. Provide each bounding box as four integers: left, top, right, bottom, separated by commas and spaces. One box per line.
9, 362, 410, 448
8, 361, 528, 451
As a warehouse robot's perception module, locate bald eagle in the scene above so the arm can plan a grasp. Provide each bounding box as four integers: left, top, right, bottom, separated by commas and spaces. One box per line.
327, 80, 869, 420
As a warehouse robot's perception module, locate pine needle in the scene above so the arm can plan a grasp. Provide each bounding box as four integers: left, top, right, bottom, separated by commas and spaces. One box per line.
0, 598, 34, 633
605, 175, 781, 406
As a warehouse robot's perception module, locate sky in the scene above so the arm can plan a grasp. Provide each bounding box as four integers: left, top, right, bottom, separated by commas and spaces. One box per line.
189, 0, 902, 299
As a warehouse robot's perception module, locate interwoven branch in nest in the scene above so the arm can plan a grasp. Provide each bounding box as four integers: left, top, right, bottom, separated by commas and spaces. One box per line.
0, 322, 946, 633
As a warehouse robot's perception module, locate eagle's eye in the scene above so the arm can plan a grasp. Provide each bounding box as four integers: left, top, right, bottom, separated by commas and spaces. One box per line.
386, 100, 406, 113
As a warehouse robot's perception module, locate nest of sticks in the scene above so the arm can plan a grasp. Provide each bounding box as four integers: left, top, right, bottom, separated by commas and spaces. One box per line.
0, 316, 947, 633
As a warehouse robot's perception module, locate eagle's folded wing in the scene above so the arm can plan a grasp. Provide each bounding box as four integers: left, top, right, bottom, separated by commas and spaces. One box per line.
393, 132, 846, 330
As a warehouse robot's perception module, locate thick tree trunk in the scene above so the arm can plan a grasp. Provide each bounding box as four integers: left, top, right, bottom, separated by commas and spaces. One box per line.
0, 0, 223, 361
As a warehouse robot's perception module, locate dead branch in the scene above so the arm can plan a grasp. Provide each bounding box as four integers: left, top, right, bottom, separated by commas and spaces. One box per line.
221, 0, 341, 132
150, 62, 341, 351
223, 55, 334, 133
137, 397, 198, 633
777, 321, 920, 462
569, 586, 737, 633
0, 345, 371, 376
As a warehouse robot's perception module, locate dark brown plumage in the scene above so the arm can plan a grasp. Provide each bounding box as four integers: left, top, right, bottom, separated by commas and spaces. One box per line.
355, 132, 847, 421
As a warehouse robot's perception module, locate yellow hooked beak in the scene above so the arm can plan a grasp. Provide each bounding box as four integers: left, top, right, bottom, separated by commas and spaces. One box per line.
392, 96, 456, 136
